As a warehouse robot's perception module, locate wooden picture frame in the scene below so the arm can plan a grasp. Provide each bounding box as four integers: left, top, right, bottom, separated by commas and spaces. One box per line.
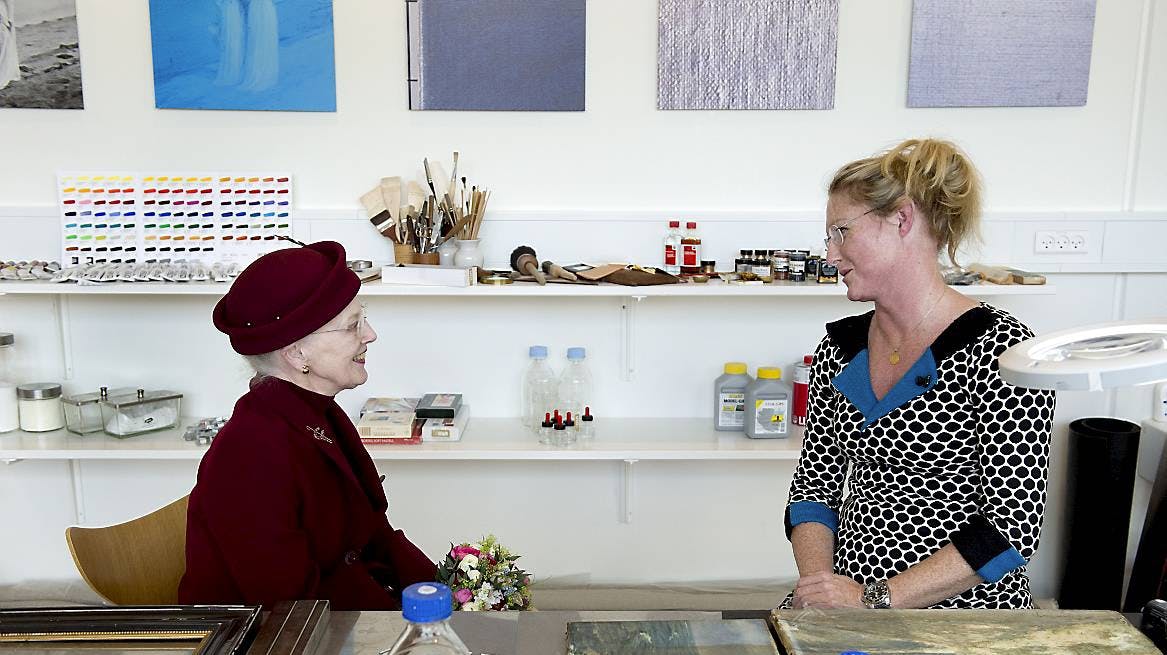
0, 605, 262, 655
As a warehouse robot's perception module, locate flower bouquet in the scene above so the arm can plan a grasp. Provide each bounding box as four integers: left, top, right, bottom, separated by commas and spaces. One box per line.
436, 535, 533, 611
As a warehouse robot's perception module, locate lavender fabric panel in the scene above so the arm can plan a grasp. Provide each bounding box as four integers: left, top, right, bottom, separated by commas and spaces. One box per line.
658, 0, 838, 110
413, 0, 584, 111
908, 0, 1096, 108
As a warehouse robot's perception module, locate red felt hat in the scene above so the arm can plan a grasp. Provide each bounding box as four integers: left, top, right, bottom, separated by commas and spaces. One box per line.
213, 241, 360, 355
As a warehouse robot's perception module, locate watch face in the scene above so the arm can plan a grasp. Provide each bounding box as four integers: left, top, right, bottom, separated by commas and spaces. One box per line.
863, 581, 890, 608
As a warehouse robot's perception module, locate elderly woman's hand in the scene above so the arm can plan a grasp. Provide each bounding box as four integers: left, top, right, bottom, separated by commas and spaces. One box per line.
792, 571, 866, 609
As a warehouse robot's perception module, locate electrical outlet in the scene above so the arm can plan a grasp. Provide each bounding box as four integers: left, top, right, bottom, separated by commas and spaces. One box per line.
1034, 230, 1090, 254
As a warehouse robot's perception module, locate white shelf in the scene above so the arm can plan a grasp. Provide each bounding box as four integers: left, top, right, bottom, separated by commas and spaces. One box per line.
0, 280, 1055, 298
0, 418, 804, 462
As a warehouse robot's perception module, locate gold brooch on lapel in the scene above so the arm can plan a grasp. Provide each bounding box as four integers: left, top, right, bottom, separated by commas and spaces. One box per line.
308, 426, 333, 444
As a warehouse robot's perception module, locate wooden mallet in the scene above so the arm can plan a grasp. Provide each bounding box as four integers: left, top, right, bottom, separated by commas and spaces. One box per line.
510, 246, 547, 285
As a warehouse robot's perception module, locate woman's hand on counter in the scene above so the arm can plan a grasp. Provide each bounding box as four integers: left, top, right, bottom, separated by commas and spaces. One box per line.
791, 571, 865, 609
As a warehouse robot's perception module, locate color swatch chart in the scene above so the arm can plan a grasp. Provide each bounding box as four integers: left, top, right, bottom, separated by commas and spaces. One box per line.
57, 172, 294, 266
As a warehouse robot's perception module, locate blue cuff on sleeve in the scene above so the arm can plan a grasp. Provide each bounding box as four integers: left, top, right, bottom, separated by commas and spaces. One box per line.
975, 547, 1026, 583
788, 501, 838, 534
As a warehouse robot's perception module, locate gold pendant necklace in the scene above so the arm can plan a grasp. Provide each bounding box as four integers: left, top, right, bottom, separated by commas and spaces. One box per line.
886, 289, 945, 366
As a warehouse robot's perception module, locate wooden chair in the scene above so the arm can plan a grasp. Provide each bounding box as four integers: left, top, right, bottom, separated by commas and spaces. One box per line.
65, 495, 189, 605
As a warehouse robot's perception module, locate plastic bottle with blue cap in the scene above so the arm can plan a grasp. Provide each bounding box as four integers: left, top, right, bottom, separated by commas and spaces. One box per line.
382, 582, 470, 655
558, 347, 593, 438
522, 345, 557, 432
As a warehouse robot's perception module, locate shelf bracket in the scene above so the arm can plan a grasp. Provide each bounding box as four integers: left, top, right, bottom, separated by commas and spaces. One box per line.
2, 458, 23, 465
55, 295, 75, 381
619, 297, 644, 381
68, 460, 87, 525
620, 458, 638, 523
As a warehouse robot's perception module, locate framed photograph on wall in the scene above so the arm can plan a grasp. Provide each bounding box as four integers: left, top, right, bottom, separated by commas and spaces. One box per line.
0, 0, 84, 109
148, 0, 337, 112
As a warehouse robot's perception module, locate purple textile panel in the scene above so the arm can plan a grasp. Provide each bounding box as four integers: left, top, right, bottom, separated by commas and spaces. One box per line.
407, 0, 585, 111
657, 0, 839, 111
908, 0, 1097, 108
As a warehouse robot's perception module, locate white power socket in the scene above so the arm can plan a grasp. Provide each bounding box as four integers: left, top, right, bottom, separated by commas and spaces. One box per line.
1034, 230, 1089, 254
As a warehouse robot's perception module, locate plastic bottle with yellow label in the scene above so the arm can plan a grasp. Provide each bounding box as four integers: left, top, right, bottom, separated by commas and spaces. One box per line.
744, 367, 791, 439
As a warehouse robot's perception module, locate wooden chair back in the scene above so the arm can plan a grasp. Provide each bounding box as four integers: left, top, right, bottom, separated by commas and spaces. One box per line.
65, 495, 189, 605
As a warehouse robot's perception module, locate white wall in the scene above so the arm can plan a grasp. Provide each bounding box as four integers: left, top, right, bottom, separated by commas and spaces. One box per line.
1, 0, 1166, 604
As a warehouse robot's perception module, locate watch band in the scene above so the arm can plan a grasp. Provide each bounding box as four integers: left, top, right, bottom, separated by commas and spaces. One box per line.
862, 580, 892, 609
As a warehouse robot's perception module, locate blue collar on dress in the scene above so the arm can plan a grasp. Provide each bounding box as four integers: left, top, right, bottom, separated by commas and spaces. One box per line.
831, 347, 938, 428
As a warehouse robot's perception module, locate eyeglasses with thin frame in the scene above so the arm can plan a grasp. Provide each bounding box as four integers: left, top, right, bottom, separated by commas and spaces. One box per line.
823, 207, 878, 251
311, 303, 368, 337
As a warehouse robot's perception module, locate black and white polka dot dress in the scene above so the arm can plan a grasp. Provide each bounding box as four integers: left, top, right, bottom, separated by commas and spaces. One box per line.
783, 303, 1055, 609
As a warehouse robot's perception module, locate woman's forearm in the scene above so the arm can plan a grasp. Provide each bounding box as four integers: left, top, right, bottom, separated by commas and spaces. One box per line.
791, 522, 835, 576
886, 544, 984, 608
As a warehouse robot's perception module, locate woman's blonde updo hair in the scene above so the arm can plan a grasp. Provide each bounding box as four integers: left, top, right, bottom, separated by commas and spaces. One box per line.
829, 138, 982, 265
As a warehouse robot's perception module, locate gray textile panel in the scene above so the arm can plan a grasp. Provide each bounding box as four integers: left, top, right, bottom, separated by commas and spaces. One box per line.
657, 0, 839, 111
907, 0, 1096, 108
409, 0, 585, 111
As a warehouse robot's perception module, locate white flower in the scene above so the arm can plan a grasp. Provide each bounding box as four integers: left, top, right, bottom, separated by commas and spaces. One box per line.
458, 554, 478, 571
467, 569, 481, 581
469, 542, 483, 551
462, 601, 481, 611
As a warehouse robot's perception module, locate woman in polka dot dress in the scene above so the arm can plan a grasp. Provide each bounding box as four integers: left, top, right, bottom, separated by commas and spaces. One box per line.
783, 139, 1055, 610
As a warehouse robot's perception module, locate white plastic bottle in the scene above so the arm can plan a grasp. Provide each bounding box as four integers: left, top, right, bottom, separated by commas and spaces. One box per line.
383, 583, 470, 655
522, 345, 557, 431
663, 220, 682, 275
714, 362, 752, 431
558, 347, 593, 435
744, 367, 792, 439
1154, 382, 1167, 424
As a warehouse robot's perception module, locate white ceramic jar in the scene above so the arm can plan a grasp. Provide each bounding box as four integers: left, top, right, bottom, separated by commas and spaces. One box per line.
0, 334, 17, 433
17, 383, 65, 432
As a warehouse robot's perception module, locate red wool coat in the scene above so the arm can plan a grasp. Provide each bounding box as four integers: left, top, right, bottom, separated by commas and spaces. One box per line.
178, 377, 436, 610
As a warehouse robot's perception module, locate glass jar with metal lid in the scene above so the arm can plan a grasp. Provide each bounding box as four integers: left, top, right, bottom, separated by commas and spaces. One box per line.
99, 388, 184, 438
17, 382, 65, 433
63, 386, 132, 435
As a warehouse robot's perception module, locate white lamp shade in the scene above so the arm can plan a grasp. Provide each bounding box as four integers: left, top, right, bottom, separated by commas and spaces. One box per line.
999, 319, 1167, 391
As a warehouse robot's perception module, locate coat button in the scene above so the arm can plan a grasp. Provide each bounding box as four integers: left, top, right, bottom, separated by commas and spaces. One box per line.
344, 550, 359, 565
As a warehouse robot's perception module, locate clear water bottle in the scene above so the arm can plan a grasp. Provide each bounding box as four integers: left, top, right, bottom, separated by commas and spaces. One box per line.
558, 347, 592, 436
381, 583, 470, 655
522, 345, 557, 431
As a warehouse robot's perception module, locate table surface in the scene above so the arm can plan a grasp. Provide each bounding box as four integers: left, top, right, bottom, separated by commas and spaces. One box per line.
317, 610, 736, 655
314, 610, 1154, 655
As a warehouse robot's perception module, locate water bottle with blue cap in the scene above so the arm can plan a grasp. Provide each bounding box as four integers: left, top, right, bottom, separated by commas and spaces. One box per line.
381, 582, 470, 655
558, 347, 592, 439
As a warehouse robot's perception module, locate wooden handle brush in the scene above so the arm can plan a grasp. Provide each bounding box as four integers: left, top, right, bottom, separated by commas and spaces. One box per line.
510, 246, 546, 285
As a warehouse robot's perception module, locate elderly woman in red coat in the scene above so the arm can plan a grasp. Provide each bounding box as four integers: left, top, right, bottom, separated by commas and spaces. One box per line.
178, 241, 436, 610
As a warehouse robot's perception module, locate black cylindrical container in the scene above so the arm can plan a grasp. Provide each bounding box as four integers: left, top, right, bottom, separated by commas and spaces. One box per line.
1058, 417, 1141, 610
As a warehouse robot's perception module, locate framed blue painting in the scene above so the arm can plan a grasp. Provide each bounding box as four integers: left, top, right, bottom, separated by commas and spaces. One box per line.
148, 0, 336, 112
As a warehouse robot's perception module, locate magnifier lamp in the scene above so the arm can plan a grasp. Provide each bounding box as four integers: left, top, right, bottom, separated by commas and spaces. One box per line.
999, 319, 1167, 393
999, 318, 1167, 621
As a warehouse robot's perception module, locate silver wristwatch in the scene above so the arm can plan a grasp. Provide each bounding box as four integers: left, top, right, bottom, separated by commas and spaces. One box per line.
861, 580, 891, 609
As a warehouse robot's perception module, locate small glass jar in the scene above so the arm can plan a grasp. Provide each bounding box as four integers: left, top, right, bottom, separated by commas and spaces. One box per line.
806, 256, 821, 282
17, 382, 65, 433
773, 250, 790, 281
63, 386, 129, 435
789, 251, 807, 282
818, 259, 839, 283
100, 388, 183, 438
700, 260, 716, 275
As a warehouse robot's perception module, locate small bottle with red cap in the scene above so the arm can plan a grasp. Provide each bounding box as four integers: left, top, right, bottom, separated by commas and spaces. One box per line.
580, 406, 595, 439
792, 355, 813, 426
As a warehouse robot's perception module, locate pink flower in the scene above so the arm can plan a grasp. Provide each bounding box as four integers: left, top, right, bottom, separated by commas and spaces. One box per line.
451, 545, 481, 560
454, 588, 473, 604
